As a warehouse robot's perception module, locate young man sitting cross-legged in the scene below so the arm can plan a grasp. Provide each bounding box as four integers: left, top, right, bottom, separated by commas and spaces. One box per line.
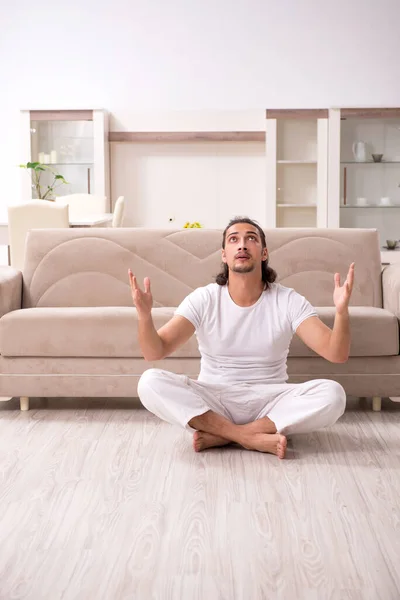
130, 217, 353, 459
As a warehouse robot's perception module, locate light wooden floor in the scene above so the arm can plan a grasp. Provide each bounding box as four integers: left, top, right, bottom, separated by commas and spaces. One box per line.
0, 396, 399, 600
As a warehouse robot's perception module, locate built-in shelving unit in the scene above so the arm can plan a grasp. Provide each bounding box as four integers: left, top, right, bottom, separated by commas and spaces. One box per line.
266, 109, 329, 228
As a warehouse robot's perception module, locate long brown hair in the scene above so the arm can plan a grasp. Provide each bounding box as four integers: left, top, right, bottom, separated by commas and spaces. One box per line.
215, 216, 277, 287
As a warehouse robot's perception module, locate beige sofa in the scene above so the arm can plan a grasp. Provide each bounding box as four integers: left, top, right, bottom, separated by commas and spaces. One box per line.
1, 227, 399, 412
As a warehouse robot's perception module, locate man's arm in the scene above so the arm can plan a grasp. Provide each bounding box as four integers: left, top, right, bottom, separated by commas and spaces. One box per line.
295, 312, 350, 363
128, 269, 195, 361
139, 314, 195, 361
294, 262, 354, 363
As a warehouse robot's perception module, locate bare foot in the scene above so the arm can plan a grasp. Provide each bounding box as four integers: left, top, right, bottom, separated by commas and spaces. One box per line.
242, 433, 287, 458
244, 417, 277, 435
193, 431, 231, 452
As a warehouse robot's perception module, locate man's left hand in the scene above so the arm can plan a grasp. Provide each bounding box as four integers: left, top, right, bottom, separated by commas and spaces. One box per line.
333, 263, 355, 314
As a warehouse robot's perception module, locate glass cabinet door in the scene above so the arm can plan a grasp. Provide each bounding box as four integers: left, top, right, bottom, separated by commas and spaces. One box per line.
30, 113, 94, 197
339, 113, 400, 251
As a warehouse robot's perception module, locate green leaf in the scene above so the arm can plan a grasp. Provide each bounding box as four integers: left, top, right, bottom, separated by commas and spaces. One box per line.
19, 164, 27, 168
54, 174, 66, 181
26, 162, 40, 168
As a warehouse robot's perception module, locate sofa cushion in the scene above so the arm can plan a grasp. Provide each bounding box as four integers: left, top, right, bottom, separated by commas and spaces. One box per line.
0, 307, 197, 358
290, 306, 399, 357
0, 306, 398, 358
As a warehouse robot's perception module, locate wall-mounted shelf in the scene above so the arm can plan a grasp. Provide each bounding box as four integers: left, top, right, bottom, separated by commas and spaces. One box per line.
109, 131, 265, 143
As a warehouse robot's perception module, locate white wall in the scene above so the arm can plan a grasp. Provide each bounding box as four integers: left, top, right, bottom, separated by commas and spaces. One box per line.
111, 138, 266, 227
1, 0, 400, 220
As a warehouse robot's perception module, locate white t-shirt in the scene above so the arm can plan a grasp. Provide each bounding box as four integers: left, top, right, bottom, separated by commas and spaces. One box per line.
175, 282, 317, 385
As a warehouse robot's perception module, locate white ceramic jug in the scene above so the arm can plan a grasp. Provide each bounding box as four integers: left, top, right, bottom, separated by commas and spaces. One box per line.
352, 141, 367, 162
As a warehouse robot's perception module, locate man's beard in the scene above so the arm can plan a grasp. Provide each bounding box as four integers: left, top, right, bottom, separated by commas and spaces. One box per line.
231, 262, 255, 274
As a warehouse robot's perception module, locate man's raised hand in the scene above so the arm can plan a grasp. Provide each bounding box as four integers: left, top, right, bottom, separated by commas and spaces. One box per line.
128, 269, 153, 317
333, 262, 355, 315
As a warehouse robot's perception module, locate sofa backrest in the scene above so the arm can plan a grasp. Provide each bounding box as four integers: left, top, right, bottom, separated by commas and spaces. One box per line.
22, 228, 382, 308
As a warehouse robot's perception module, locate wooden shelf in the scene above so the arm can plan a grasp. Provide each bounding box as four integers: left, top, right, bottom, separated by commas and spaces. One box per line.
277, 160, 317, 164
341, 108, 400, 119
340, 204, 400, 208
341, 161, 400, 165
266, 109, 329, 119
30, 110, 93, 121
108, 131, 265, 143
277, 203, 317, 208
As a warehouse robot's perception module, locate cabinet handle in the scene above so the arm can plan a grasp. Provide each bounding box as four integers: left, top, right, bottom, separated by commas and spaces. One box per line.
87, 167, 91, 194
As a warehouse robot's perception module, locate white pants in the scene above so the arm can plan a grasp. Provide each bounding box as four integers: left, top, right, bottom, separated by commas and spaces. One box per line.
137, 369, 346, 436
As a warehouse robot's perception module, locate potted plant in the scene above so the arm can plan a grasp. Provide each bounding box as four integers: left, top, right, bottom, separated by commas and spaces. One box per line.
19, 162, 68, 200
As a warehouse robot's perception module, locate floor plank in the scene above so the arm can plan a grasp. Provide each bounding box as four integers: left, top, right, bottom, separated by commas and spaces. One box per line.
0, 396, 399, 600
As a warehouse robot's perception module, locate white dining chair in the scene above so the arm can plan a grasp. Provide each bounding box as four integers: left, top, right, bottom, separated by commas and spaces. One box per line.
112, 196, 125, 227
55, 193, 107, 220
7, 200, 69, 270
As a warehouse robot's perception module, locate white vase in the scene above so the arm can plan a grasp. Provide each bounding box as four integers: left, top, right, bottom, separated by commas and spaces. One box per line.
352, 142, 368, 162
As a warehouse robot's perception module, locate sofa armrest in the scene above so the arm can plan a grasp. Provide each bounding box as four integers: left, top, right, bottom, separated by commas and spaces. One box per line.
382, 264, 400, 319
0, 266, 22, 317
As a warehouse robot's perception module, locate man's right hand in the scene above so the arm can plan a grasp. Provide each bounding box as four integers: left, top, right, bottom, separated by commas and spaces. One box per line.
129, 269, 194, 361
128, 269, 153, 318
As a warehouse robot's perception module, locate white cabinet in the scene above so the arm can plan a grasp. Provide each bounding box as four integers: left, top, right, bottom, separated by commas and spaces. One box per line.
327, 107, 400, 263
20, 109, 110, 209
266, 109, 329, 228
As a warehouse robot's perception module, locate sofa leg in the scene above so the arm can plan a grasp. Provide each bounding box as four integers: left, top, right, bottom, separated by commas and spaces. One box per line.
358, 397, 368, 410
20, 397, 29, 411
372, 396, 382, 412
